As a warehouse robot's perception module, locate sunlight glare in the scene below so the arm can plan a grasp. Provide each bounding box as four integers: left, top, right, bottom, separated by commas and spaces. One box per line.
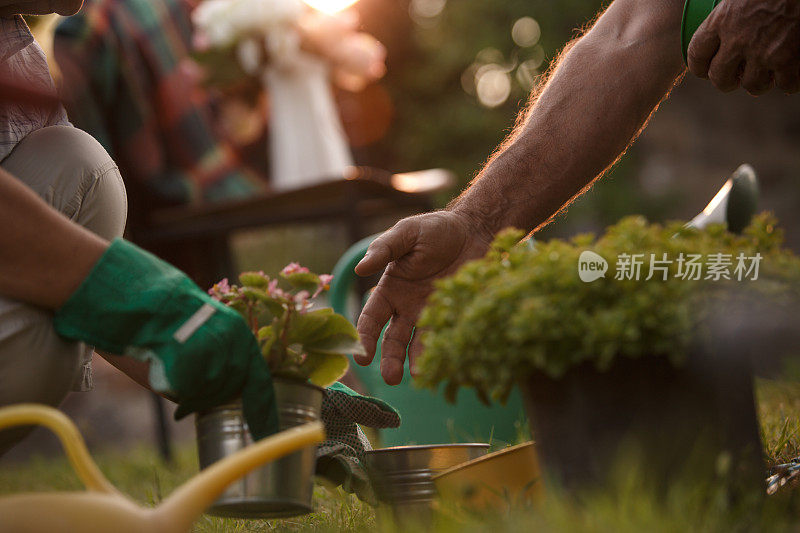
303, 0, 359, 15
703, 180, 732, 215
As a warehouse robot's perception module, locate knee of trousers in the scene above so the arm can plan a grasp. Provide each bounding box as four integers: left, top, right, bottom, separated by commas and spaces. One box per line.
1, 125, 128, 240
0, 302, 88, 455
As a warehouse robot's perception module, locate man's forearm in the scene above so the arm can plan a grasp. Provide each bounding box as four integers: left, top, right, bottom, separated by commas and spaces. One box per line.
451, 0, 687, 235
0, 168, 107, 309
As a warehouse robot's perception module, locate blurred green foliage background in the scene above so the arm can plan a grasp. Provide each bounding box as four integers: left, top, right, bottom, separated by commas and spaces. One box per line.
372, 1, 608, 189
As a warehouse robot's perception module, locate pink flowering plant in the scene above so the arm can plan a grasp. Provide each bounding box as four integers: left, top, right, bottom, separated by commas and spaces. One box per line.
209, 263, 361, 387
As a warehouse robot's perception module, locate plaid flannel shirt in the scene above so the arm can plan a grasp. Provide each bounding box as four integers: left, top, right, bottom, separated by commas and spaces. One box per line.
53, 0, 265, 205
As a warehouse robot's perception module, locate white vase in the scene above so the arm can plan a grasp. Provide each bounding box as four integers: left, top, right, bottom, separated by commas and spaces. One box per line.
262, 50, 354, 192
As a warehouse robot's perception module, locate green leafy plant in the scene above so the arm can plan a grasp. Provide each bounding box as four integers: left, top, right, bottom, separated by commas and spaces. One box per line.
209, 263, 363, 387
416, 214, 800, 404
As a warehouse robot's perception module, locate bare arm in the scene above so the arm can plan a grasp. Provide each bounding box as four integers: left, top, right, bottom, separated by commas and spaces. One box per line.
450, 0, 687, 236
356, 0, 687, 384
0, 167, 106, 309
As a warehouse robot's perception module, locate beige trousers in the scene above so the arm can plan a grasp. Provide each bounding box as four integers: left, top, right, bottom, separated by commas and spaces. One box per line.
0, 125, 127, 455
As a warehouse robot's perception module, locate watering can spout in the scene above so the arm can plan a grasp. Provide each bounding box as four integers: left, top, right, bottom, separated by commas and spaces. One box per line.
687, 164, 759, 233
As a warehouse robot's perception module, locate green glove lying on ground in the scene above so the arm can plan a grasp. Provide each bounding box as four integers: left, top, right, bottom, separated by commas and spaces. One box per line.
53, 239, 279, 439
317, 382, 400, 504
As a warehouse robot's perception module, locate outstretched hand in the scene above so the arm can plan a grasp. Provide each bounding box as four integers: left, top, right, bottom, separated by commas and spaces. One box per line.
687, 0, 800, 95
354, 211, 493, 385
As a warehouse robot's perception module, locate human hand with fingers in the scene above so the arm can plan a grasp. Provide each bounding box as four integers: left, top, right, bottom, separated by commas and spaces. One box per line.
687, 0, 800, 94
354, 211, 494, 385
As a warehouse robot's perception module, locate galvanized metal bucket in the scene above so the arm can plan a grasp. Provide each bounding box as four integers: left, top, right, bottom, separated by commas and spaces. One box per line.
365, 444, 490, 522
196, 378, 324, 518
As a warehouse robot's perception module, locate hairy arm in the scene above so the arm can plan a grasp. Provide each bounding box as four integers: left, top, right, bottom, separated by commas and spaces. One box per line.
356, 0, 688, 384
450, 0, 687, 236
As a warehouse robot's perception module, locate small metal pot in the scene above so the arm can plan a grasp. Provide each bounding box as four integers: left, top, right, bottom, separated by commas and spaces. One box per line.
196, 378, 324, 518
365, 444, 490, 522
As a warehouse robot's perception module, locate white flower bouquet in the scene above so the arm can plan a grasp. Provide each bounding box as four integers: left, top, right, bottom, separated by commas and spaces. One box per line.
191, 0, 386, 190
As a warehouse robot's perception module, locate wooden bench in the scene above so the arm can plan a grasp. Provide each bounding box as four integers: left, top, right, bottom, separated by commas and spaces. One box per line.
129, 172, 448, 289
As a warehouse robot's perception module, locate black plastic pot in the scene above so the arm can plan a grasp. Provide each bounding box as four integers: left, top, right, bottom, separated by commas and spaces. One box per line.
521, 350, 765, 495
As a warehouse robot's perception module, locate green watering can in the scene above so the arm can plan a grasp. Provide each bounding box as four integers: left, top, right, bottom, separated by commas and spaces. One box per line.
330, 237, 526, 447
686, 164, 759, 232
681, 0, 720, 62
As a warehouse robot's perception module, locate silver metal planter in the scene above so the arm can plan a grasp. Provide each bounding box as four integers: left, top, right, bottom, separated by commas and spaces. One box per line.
196, 378, 324, 519
365, 444, 490, 522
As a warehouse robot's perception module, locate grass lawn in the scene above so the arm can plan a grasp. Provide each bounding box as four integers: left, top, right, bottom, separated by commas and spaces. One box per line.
2, 379, 800, 531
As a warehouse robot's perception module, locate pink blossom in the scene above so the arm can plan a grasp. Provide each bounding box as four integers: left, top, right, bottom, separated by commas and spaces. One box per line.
313, 274, 334, 298
281, 262, 310, 276
294, 290, 311, 313
267, 279, 285, 299
208, 278, 231, 300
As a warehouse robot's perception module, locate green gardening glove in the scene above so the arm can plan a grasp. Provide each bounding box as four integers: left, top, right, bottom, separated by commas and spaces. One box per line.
53, 238, 278, 439
317, 382, 400, 504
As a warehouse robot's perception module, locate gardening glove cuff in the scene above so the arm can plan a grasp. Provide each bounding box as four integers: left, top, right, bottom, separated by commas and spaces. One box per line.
316, 382, 400, 504
53, 238, 278, 439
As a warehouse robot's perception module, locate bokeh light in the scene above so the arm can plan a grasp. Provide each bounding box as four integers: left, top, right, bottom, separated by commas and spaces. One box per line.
461, 63, 479, 95
511, 17, 541, 48
476, 66, 511, 108
337, 84, 394, 148
527, 45, 546, 69
475, 47, 504, 66
461, 17, 547, 105
303, 0, 359, 15
409, 0, 447, 27
515, 59, 539, 91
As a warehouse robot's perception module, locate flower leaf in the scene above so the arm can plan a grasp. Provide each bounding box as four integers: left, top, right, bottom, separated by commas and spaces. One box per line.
300, 314, 365, 355
242, 287, 285, 316
281, 271, 321, 293
239, 271, 269, 288
304, 352, 350, 388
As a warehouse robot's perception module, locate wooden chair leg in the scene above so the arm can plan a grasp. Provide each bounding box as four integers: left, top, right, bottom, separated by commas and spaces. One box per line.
151, 392, 173, 463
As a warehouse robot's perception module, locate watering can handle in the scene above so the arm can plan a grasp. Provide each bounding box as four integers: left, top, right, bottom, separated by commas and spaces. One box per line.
0, 404, 120, 495
681, 0, 720, 63
329, 234, 382, 320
